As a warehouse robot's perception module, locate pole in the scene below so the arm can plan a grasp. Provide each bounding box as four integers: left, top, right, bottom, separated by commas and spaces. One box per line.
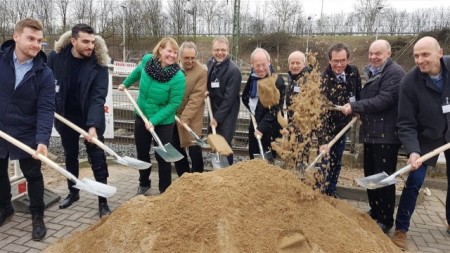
121, 5, 126, 62
306, 16, 311, 53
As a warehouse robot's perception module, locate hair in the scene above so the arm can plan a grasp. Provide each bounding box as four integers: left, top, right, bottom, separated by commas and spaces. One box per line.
153, 37, 179, 58
212, 36, 229, 47
327, 43, 351, 60
72, 24, 95, 39
179, 41, 198, 58
14, 18, 43, 33
250, 47, 271, 63
288, 51, 306, 63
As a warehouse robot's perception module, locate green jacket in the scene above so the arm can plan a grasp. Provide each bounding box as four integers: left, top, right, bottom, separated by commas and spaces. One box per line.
123, 54, 185, 125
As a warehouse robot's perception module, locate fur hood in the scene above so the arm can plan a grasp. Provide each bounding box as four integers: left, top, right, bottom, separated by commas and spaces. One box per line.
54, 31, 111, 66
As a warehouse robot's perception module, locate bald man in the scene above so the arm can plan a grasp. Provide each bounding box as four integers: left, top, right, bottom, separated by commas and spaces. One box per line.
286, 51, 312, 117
342, 40, 405, 234
242, 48, 285, 161
392, 36, 449, 250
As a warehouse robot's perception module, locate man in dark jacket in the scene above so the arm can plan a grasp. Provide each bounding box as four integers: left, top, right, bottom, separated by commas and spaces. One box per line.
0, 18, 55, 241
48, 24, 111, 217
242, 48, 285, 161
207, 36, 242, 165
342, 40, 405, 233
392, 37, 449, 250
318, 43, 361, 198
284, 51, 313, 166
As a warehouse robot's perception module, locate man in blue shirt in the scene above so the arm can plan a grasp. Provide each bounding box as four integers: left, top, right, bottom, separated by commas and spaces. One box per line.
0, 18, 55, 241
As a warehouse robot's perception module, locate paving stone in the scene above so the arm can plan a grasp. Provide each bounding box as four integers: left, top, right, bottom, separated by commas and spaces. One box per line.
24, 240, 48, 250
3, 243, 29, 253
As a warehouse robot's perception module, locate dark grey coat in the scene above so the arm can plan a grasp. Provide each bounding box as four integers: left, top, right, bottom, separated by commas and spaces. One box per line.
397, 56, 450, 166
206, 57, 242, 144
350, 58, 405, 144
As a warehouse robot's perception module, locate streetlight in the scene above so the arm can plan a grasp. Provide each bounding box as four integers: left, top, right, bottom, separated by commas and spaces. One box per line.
306, 16, 312, 53
121, 5, 126, 62
375, 5, 383, 40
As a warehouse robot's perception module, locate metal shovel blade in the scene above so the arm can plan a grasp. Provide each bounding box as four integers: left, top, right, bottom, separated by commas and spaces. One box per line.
73, 178, 117, 198
115, 156, 151, 170
212, 153, 229, 169
154, 143, 184, 162
253, 150, 274, 162
356, 172, 397, 189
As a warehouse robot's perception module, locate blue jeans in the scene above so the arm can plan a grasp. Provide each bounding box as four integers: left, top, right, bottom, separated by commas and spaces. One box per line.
396, 152, 450, 231
321, 135, 347, 195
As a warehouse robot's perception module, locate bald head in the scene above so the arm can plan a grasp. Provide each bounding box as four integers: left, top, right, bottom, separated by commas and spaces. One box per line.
413, 36, 443, 75
288, 51, 306, 75
368, 39, 391, 68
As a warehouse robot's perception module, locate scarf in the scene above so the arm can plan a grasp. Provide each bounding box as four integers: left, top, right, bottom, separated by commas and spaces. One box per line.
145, 56, 180, 83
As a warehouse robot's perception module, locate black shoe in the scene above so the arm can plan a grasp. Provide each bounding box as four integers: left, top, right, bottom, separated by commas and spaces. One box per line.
377, 222, 393, 234
0, 206, 14, 226
31, 214, 47, 241
99, 203, 111, 218
367, 210, 377, 220
136, 186, 150, 195
59, 193, 80, 209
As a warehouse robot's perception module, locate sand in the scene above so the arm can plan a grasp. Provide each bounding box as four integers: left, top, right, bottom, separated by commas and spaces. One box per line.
45, 160, 401, 253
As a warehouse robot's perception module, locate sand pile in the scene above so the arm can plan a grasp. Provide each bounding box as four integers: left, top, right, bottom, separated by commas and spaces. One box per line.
45, 160, 401, 253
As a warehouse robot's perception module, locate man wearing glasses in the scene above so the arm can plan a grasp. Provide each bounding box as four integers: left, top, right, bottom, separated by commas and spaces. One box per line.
171, 41, 206, 175
206, 36, 241, 165
342, 40, 405, 234
318, 43, 361, 198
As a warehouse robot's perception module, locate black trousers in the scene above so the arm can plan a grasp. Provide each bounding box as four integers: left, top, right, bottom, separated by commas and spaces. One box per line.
135, 116, 173, 193
58, 114, 109, 203
364, 143, 400, 227
0, 156, 44, 215
171, 125, 204, 176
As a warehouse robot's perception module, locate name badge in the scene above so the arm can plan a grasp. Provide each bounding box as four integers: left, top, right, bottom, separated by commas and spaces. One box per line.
293, 86, 300, 93
55, 84, 60, 93
349, 96, 356, 103
442, 104, 450, 114
211, 81, 220, 88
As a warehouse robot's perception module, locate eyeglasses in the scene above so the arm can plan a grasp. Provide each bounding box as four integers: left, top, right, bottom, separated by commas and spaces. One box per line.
183, 57, 196, 61
213, 48, 228, 53
331, 59, 348, 65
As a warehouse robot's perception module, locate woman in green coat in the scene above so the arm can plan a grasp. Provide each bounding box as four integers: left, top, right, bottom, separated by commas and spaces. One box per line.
118, 37, 186, 194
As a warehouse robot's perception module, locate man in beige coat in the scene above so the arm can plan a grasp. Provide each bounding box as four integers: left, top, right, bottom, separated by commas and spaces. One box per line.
171, 41, 207, 175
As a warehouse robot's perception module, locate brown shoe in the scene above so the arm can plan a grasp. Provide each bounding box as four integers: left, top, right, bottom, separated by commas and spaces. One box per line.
392, 230, 407, 250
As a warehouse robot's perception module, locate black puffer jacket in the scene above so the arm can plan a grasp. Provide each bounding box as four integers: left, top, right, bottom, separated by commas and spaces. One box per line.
319, 64, 361, 144
397, 56, 450, 166
0, 40, 55, 159
350, 58, 405, 144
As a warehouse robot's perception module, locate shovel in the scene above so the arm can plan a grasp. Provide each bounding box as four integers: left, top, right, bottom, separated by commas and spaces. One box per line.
204, 95, 230, 169
0, 130, 117, 198
174, 116, 209, 148
123, 88, 183, 162
305, 116, 358, 171
54, 113, 150, 170
250, 113, 274, 161
357, 141, 450, 189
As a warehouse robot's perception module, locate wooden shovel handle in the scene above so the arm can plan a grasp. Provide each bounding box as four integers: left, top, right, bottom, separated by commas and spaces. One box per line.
0, 130, 79, 183
204, 95, 217, 135
123, 88, 152, 128
54, 113, 120, 160
327, 116, 357, 148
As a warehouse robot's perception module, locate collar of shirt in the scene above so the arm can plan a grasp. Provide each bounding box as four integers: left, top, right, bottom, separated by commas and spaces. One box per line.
369, 66, 380, 76
13, 51, 33, 66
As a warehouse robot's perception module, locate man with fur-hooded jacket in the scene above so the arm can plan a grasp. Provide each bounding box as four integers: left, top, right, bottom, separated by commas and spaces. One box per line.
48, 24, 112, 218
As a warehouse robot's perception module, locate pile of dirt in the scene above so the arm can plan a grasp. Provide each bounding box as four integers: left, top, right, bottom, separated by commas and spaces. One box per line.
45, 160, 401, 253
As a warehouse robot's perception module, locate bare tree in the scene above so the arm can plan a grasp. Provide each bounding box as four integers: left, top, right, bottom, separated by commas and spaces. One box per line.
198, 0, 225, 35
14, 0, 35, 20
34, 0, 54, 35
55, 0, 70, 31
410, 9, 431, 34
167, 0, 188, 39
268, 0, 302, 32
72, 0, 98, 26
353, 0, 386, 35
0, 0, 15, 40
